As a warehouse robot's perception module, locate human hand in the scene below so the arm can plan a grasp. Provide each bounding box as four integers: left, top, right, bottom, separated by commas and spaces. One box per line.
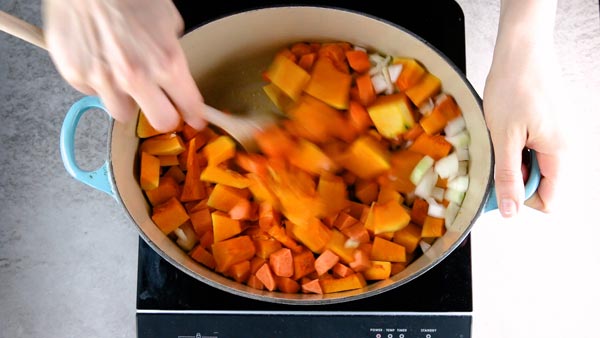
42, 0, 206, 132
483, 1, 566, 218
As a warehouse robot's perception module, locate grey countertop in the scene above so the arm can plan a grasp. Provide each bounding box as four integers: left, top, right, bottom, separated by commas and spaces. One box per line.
1, 1, 599, 337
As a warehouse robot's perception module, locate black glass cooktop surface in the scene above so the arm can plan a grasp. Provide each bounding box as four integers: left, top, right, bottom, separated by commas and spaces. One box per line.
137, 1, 472, 337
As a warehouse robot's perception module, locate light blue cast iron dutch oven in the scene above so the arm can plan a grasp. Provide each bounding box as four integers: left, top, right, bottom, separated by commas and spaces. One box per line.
57, 6, 541, 305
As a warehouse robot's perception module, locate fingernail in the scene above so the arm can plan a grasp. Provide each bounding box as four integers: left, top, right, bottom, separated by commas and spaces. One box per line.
500, 198, 517, 218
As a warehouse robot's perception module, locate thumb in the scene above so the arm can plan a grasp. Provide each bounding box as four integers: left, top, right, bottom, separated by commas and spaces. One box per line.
492, 131, 526, 218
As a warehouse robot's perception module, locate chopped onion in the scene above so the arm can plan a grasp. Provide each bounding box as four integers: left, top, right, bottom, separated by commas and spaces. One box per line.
345, 238, 360, 249
354, 45, 367, 52
434, 93, 448, 105
445, 130, 470, 148
456, 147, 469, 161
458, 161, 469, 176
174, 224, 198, 251
444, 187, 466, 204
444, 202, 461, 228
381, 66, 394, 95
415, 167, 438, 199
426, 197, 446, 218
420, 240, 432, 252
448, 175, 469, 192
434, 152, 459, 179
410, 155, 435, 185
431, 186, 445, 202
371, 73, 388, 94
388, 63, 403, 83
444, 116, 466, 137
418, 97, 435, 116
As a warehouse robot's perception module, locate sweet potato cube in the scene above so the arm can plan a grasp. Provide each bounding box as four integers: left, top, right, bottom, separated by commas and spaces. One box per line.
207, 184, 250, 212
151, 197, 190, 234
304, 57, 352, 109
393, 58, 427, 91
371, 236, 407, 262
422, 216, 446, 238
139, 133, 186, 156
367, 93, 416, 139
289, 139, 339, 176
276, 276, 301, 294
265, 53, 311, 101
211, 211, 243, 243
255, 263, 277, 291
269, 247, 294, 278
286, 218, 332, 254
349, 248, 372, 272
405, 72, 441, 107
140, 152, 161, 191
203, 135, 236, 166
363, 260, 392, 280
332, 263, 354, 278
189, 245, 216, 269
301, 278, 323, 294
293, 249, 316, 280
393, 222, 422, 254
320, 273, 367, 294
372, 200, 411, 235
145, 176, 180, 206
337, 135, 391, 179
315, 249, 340, 276
211, 235, 256, 273
201, 165, 250, 189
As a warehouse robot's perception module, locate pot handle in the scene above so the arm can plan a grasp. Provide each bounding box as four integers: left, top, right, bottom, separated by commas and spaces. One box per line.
60, 96, 115, 198
484, 149, 542, 212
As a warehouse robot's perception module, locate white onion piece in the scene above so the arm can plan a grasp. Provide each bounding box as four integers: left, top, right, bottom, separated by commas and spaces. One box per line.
431, 187, 445, 202
420, 240, 432, 252
434, 93, 448, 105
381, 66, 395, 95
444, 202, 461, 228
426, 197, 446, 218
445, 130, 470, 148
388, 63, 403, 83
444, 187, 466, 204
410, 155, 435, 185
354, 45, 367, 52
174, 224, 198, 251
444, 116, 466, 137
458, 161, 469, 176
434, 152, 459, 179
344, 238, 360, 249
415, 168, 438, 199
448, 175, 469, 192
456, 147, 470, 161
418, 97, 435, 116
371, 73, 388, 94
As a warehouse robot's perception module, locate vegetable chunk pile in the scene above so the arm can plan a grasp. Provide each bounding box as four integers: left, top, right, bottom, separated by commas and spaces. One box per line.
137, 41, 471, 294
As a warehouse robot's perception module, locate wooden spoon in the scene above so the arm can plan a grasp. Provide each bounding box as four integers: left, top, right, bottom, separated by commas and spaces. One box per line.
0, 10, 274, 151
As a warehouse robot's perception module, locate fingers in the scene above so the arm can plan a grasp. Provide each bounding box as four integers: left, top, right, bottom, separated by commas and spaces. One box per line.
524, 151, 562, 212
491, 128, 527, 218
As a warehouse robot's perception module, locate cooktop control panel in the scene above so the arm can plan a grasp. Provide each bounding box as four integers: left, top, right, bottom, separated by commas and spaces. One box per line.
137, 312, 471, 338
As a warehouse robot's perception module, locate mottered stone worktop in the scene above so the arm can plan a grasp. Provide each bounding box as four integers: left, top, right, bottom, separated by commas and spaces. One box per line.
1, 1, 599, 337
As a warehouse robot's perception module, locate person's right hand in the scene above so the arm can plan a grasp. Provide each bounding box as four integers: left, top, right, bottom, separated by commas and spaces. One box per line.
42, 0, 206, 132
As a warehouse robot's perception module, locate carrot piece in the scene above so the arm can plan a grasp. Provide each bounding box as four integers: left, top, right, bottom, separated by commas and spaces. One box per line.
410, 198, 430, 226
276, 277, 301, 294
203, 135, 236, 166
405, 73, 442, 107
180, 138, 207, 202
393, 58, 427, 91
433, 94, 462, 121
227, 260, 251, 283
145, 175, 180, 206
269, 247, 294, 277
292, 249, 316, 280
139, 133, 186, 156
393, 222, 422, 254
211, 235, 256, 273
332, 263, 354, 278
246, 274, 265, 290
189, 245, 216, 269
199, 230, 214, 249
371, 237, 407, 262
163, 165, 186, 184
355, 73, 376, 106
403, 124, 424, 141
304, 57, 352, 109
317, 42, 350, 73
315, 249, 340, 276
348, 100, 373, 134
345, 50, 371, 73
140, 152, 161, 191
290, 42, 314, 57
419, 107, 448, 135
422, 216, 446, 238
255, 263, 277, 291
301, 278, 323, 294
151, 197, 190, 234
211, 211, 243, 243
409, 133, 453, 160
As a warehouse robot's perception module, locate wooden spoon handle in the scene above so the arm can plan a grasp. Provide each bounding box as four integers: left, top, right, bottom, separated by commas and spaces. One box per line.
0, 10, 47, 50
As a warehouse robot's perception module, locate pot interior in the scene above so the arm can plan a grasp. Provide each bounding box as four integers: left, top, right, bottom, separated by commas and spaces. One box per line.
109, 6, 492, 304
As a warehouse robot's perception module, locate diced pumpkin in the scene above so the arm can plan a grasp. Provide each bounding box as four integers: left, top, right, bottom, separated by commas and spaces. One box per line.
405, 73, 441, 107
292, 249, 316, 280
345, 49, 371, 73
337, 135, 391, 179
363, 260, 392, 280
203, 135, 236, 166
419, 106, 449, 135
372, 199, 411, 235
151, 197, 190, 234
265, 53, 311, 101
378, 149, 424, 194
136, 112, 162, 138
286, 218, 332, 254
206, 184, 250, 212
158, 155, 179, 166
263, 82, 294, 111
422, 216, 446, 238
189, 245, 216, 269
371, 237, 407, 262
432, 94, 462, 121
145, 175, 180, 206
254, 124, 297, 159
393, 222, 422, 254
367, 93, 416, 139
227, 260, 251, 283
304, 57, 352, 109
140, 152, 161, 191
285, 95, 349, 143
211, 211, 243, 242
325, 229, 356, 264
201, 165, 251, 189
317, 173, 348, 218
189, 206, 212, 237
267, 223, 304, 253
320, 273, 367, 293
409, 133, 453, 160
139, 133, 186, 156
393, 58, 427, 91
211, 235, 256, 273
288, 139, 339, 176
355, 179, 379, 205
276, 276, 301, 294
